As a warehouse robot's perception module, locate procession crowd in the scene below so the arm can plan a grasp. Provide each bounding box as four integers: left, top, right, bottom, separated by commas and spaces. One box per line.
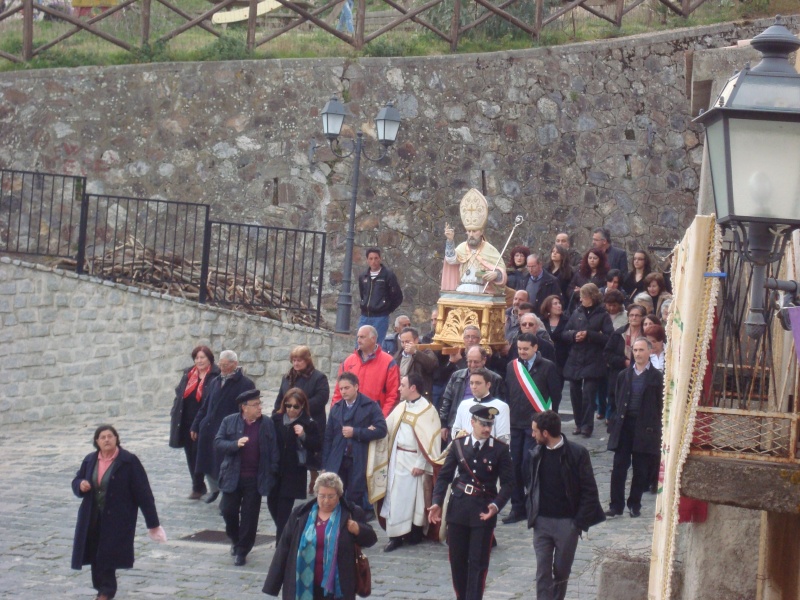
69, 226, 669, 600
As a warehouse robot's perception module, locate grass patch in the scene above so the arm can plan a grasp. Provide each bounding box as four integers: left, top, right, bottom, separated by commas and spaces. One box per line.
0, 0, 794, 70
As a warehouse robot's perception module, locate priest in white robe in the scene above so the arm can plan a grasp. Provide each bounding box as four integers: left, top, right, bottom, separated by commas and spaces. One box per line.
377, 373, 442, 552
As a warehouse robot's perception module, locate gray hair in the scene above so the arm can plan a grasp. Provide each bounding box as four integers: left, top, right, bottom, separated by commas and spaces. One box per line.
394, 314, 410, 327
520, 313, 542, 330
314, 472, 344, 497
633, 336, 653, 350
219, 350, 238, 363
359, 325, 378, 340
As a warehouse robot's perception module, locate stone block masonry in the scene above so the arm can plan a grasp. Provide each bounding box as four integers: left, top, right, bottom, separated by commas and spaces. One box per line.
0, 17, 795, 326
0, 257, 352, 426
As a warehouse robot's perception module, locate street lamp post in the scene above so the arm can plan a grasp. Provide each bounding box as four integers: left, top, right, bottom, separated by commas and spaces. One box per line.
312, 97, 402, 334
693, 17, 800, 338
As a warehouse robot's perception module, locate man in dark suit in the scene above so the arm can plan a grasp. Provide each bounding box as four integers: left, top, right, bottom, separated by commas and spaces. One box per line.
592, 227, 628, 278
502, 333, 562, 525
323, 372, 388, 509
606, 337, 663, 518
428, 404, 514, 600
524, 254, 562, 317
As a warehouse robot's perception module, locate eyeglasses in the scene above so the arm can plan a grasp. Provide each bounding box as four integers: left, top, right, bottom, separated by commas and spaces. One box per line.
520, 322, 536, 327
284, 404, 301, 410
317, 493, 338, 500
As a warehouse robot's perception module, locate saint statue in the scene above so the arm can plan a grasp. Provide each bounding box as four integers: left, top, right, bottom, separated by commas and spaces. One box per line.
441, 189, 507, 295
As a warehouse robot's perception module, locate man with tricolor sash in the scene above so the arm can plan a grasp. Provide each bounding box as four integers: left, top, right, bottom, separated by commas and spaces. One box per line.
502, 332, 562, 525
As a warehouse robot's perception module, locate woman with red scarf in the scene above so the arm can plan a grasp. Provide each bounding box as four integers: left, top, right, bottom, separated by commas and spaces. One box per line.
169, 345, 220, 499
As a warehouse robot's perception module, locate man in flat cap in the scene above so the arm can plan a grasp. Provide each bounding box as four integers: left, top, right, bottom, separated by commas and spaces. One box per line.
428, 403, 513, 600
214, 389, 279, 566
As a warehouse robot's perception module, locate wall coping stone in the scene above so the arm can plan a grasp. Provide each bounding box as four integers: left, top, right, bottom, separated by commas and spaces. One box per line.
0, 255, 329, 334
0, 16, 793, 84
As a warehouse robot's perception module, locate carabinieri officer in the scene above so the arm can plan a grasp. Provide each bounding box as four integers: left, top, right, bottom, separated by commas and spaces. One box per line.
428, 404, 513, 600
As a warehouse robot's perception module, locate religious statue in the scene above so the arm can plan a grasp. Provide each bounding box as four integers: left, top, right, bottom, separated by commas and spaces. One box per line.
441, 189, 507, 295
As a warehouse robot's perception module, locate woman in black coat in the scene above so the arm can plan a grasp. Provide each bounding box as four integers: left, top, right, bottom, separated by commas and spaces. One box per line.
273, 345, 330, 494
169, 345, 220, 499
561, 283, 614, 438
505, 245, 531, 290
263, 472, 377, 600
72, 425, 165, 600
540, 294, 570, 376
268, 387, 322, 541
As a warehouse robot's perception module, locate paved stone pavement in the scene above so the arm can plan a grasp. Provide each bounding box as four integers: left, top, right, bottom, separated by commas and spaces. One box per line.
0, 400, 654, 599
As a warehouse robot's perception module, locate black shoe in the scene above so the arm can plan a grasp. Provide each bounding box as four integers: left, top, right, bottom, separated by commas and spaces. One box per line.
501, 511, 526, 525
384, 538, 403, 553
234, 554, 246, 566
230, 544, 236, 556
604, 509, 623, 518
629, 508, 641, 518
581, 429, 593, 438
203, 491, 219, 504
406, 535, 424, 546
188, 490, 204, 500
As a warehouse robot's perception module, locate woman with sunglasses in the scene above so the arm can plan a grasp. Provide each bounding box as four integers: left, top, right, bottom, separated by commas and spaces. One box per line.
274, 346, 330, 495
268, 388, 322, 541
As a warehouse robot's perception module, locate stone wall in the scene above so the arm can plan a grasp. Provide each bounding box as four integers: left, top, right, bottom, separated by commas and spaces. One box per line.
0, 256, 352, 425
1, 16, 796, 325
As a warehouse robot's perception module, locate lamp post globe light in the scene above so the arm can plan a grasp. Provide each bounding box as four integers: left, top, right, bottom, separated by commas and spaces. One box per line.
693, 17, 800, 338
316, 97, 402, 333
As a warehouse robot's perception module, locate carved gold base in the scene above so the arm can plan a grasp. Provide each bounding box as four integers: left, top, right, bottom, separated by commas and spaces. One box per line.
431, 292, 507, 351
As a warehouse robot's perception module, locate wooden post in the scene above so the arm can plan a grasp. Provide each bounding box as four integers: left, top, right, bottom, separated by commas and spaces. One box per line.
614, 0, 623, 27
681, 0, 689, 17
141, 0, 151, 47
449, 0, 460, 52
22, 0, 33, 61
533, 0, 542, 41
355, 0, 365, 49
247, 0, 258, 52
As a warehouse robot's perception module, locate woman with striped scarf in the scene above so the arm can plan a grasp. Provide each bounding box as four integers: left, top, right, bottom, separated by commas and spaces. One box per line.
263, 472, 377, 599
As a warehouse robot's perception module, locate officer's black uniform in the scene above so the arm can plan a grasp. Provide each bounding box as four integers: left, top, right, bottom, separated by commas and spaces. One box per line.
431, 405, 513, 600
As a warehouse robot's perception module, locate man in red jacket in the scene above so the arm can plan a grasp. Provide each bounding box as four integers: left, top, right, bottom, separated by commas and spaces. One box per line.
332, 325, 400, 417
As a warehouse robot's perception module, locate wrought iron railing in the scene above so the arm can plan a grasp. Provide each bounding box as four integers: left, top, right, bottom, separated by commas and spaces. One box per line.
690, 241, 800, 464
0, 167, 326, 327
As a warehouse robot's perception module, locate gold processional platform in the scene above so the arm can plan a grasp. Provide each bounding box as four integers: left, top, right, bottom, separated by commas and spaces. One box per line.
424, 291, 508, 353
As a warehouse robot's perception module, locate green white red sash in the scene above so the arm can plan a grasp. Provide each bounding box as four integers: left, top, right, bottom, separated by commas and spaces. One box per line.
512, 358, 551, 412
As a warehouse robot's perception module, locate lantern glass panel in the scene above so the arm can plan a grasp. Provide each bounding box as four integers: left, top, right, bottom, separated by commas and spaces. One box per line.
705, 118, 730, 222
728, 117, 800, 223
729, 76, 800, 111
377, 119, 400, 143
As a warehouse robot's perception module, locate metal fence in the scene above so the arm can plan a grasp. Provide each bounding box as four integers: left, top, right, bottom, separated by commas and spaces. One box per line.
0, 168, 326, 327
207, 221, 326, 321
690, 241, 800, 464
0, 169, 85, 258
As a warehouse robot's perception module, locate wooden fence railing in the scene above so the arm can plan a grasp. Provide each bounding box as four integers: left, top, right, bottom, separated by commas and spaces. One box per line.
0, 0, 711, 61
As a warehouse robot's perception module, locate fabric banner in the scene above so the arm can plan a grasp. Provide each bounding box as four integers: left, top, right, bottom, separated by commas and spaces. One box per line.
648, 215, 721, 599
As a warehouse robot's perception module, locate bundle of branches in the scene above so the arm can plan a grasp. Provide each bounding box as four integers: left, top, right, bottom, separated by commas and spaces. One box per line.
52, 236, 328, 329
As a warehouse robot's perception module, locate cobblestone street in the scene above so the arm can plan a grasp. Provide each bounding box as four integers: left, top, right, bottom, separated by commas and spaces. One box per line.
0, 401, 654, 599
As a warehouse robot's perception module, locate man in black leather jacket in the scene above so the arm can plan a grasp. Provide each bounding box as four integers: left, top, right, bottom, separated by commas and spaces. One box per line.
524, 411, 605, 600
357, 247, 404, 345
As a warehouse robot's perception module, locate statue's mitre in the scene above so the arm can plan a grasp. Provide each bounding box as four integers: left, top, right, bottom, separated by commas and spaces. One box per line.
459, 189, 488, 230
